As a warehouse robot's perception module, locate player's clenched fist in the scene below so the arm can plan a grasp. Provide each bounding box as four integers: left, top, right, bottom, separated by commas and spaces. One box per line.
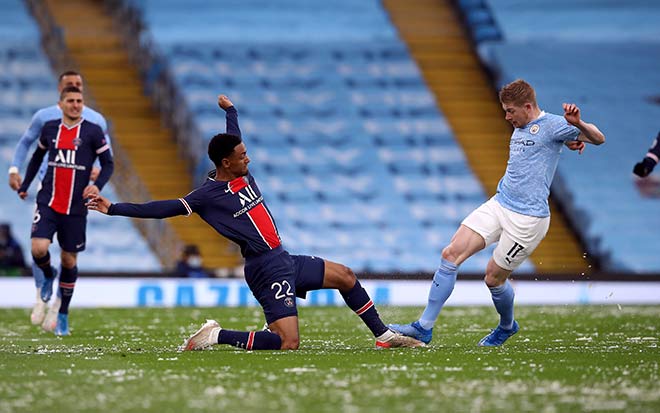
218, 94, 234, 110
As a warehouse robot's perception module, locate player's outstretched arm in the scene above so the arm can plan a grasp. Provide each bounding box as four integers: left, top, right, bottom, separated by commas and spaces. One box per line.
87, 194, 190, 219
218, 94, 241, 137
562, 103, 605, 145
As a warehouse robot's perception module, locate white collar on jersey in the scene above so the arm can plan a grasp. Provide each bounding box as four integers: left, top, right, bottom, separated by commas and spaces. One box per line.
533, 110, 547, 121
60, 117, 84, 130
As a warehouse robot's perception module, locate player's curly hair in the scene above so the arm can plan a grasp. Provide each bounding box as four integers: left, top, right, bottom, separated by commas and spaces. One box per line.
208, 133, 242, 166
499, 79, 537, 107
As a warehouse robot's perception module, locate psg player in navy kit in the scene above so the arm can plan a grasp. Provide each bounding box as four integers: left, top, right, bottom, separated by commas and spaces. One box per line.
9, 71, 114, 329
87, 95, 423, 350
18, 86, 114, 336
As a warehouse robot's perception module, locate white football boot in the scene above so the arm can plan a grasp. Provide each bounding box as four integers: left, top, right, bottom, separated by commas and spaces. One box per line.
179, 320, 221, 351
30, 288, 48, 325
41, 296, 61, 333
376, 330, 426, 348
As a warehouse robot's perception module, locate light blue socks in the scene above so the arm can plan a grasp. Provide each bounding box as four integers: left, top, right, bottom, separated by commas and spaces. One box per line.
32, 262, 44, 289
489, 280, 515, 330
418, 258, 458, 330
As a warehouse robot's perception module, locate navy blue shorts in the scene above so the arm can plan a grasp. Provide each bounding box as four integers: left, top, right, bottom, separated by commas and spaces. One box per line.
244, 248, 325, 325
31, 204, 87, 252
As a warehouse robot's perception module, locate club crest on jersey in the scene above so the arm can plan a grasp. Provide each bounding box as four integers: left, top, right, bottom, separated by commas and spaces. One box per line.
284, 297, 295, 308
530, 124, 540, 135
73, 137, 82, 147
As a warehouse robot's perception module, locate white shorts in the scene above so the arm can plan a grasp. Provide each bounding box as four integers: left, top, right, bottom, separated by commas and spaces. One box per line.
461, 197, 550, 271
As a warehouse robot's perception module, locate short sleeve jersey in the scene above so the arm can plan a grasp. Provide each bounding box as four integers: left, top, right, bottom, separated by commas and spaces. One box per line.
495, 112, 580, 217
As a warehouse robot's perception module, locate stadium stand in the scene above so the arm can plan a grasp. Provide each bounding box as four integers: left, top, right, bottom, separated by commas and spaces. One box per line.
458, 0, 660, 272
123, 0, 536, 273
0, 0, 160, 271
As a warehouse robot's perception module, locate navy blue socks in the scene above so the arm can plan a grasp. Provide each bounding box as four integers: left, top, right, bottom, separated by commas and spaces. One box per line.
58, 266, 78, 314
218, 329, 282, 350
33, 251, 55, 279
340, 280, 389, 337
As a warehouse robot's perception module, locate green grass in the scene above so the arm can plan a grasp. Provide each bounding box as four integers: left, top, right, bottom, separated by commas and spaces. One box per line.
1, 305, 659, 413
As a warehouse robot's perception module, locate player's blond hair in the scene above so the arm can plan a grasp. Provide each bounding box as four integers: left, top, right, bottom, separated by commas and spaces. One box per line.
499, 79, 537, 107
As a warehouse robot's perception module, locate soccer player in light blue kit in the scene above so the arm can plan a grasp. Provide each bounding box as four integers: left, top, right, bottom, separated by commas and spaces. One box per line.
7, 70, 112, 330
390, 79, 605, 346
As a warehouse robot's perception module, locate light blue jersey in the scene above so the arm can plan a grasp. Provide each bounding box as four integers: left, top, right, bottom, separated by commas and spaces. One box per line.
10, 105, 112, 180
495, 111, 580, 217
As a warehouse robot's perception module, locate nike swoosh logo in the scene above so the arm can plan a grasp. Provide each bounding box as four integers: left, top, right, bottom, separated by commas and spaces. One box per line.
76, 243, 85, 249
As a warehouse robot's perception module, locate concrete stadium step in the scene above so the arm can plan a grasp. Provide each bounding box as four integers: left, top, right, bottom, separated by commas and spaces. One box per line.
65, 37, 123, 51
383, 0, 591, 274
416, 53, 481, 69
71, 51, 130, 68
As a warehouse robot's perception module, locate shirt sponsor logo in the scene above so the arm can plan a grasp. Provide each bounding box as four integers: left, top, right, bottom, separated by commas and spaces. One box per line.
513, 140, 536, 147
238, 185, 259, 207
232, 185, 264, 218
49, 149, 86, 170
511, 139, 535, 153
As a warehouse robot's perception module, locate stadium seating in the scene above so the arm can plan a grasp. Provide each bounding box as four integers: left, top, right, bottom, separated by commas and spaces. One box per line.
0, 0, 160, 272
125, 0, 536, 273
459, 0, 660, 272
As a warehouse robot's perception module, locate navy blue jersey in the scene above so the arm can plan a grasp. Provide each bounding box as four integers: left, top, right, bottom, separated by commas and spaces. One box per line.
23, 119, 112, 216
182, 173, 282, 257
108, 173, 282, 258
106, 105, 280, 258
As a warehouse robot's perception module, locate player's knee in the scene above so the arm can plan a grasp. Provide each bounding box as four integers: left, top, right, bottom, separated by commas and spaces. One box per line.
61, 259, 76, 269
60, 253, 77, 269
441, 244, 459, 263
280, 336, 300, 350
484, 270, 506, 288
337, 265, 357, 290
30, 244, 48, 258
